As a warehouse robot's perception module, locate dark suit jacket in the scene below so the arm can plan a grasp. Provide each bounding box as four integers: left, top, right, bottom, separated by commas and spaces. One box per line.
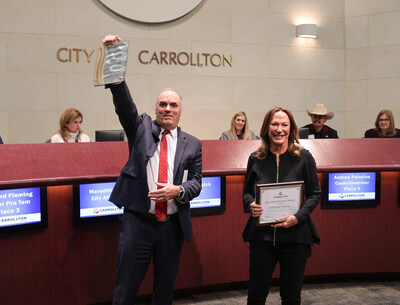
364, 128, 400, 138
302, 124, 338, 139
242, 149, 321, 245
108, 82, 202, 241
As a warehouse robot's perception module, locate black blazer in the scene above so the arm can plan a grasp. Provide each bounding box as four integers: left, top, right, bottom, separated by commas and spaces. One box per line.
108, 82, 202, 241
364, 128, 400, 138
242, 149, 321, 245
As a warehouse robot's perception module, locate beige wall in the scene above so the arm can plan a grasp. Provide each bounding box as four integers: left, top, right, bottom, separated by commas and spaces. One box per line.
345, 0, 400, 138
0, 0, 398, 143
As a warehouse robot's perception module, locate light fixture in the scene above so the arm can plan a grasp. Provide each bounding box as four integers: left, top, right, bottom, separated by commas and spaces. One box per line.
296, 24, 318, 39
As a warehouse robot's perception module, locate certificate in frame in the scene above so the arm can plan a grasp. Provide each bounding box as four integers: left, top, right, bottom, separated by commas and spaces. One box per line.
256, 181, 304, 226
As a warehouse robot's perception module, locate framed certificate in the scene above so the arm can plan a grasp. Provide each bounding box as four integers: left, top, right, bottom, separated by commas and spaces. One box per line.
256, 181, 304, 226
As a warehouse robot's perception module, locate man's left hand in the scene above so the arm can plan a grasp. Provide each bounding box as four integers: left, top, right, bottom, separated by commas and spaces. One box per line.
148, 183, 181, 201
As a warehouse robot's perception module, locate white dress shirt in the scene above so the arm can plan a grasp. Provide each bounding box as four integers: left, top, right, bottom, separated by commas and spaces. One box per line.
146, 127, 178, 215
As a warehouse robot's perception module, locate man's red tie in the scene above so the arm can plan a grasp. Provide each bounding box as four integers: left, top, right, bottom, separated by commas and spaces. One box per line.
155, 130, 170, 221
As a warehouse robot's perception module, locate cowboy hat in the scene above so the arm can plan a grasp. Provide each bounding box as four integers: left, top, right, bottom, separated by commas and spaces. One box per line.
307, 104, 334, 120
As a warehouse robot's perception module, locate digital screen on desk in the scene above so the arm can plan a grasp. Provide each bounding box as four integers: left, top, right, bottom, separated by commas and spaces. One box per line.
73, 182, 123, 224
190, 176, 226, 216
0, 187, 48, 232
74, 177, 226, 221
322, 172, 381, 208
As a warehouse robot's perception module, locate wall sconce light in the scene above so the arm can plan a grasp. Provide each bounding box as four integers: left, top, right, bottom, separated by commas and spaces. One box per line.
296, 24, 318, 39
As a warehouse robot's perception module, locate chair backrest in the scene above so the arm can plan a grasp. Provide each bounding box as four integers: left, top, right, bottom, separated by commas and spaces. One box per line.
298, 127, 309, 139
95, 130, 125, 142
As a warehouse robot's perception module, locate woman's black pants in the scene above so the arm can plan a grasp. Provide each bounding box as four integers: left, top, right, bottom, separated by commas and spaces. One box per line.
247, 240, 311, 305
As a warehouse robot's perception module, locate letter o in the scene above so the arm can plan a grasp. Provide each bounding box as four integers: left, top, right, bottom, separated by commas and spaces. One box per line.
177, 52, 189, 65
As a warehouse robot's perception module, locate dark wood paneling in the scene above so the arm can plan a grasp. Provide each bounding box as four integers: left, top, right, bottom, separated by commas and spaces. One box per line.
0, 140, 399, 304
0, 143, 128, 188
1, 139, 400, 187
0, 186, 120, 305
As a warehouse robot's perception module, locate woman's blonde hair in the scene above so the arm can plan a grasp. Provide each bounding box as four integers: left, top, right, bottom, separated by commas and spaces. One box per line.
374, 109, 396, 137
58, 108, 84, 138
255, 107, 301, 159
229, 111, 253, 140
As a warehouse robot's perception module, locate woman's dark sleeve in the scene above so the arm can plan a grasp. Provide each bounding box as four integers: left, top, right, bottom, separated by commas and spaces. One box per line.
243, 154, 256, 210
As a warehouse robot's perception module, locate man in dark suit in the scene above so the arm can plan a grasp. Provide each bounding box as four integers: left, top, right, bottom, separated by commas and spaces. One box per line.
103, 35, 202, 305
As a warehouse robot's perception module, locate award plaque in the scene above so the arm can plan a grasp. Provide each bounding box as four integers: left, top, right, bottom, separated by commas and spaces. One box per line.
93, 40, 129, 87
256, 181, 304, 226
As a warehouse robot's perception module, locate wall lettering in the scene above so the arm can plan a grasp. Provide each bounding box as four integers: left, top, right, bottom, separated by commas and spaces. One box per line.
57, 48, 94, 63
138, 50, 232, 67
57, 47, 232, 67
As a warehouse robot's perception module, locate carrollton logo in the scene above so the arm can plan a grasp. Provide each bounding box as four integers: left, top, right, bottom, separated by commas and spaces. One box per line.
98, 0, 203, 23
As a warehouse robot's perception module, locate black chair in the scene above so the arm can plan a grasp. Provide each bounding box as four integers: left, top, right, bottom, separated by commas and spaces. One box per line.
298, 127, 310, 139
95, 130, 125, 142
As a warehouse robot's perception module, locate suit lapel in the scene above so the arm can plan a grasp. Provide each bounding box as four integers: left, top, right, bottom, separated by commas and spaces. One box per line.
152, 120, 161, 139
148, 120, 161, 159
174, 127, 186, 178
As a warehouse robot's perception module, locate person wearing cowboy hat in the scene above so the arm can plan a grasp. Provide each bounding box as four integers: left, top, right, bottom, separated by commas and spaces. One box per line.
302, 104, 338, 139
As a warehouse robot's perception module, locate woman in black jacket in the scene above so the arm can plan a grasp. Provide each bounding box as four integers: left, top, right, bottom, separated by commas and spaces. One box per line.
243, 107, 321, 305
364, 109, 400, 138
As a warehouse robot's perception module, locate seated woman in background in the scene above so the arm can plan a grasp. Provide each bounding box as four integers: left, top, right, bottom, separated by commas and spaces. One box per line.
219, 111, 260, 140
51, 108, 90, 143
364, 109, 400, 138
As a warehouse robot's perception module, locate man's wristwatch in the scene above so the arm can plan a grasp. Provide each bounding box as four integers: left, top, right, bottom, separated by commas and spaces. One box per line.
177, 186, 185, 200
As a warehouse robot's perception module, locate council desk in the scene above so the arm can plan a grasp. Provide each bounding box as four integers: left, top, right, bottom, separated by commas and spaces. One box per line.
0, 139, 399, 305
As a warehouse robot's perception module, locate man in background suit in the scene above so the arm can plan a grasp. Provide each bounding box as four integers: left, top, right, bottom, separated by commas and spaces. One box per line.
103, 35, 202, 305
